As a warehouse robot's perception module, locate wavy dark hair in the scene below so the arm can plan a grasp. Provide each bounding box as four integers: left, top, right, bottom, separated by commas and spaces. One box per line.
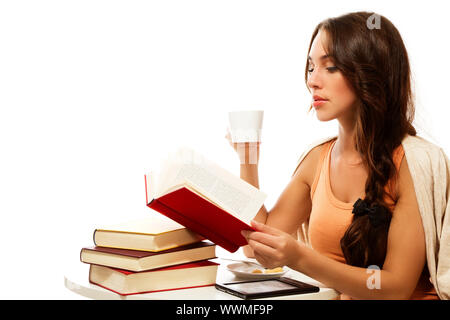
305, 12, 417, 268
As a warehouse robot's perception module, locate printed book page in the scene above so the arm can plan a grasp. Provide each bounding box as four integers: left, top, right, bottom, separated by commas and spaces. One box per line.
152, 147, 267, 224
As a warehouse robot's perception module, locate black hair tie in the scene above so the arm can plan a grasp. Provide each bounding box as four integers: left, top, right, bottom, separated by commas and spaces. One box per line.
352, 198, 390, 228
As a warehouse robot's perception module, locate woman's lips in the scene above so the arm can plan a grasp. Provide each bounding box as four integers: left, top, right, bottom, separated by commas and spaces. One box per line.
313, 99, 328, 107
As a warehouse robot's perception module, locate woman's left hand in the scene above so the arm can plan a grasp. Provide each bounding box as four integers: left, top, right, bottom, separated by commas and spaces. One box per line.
241, 220, 303, 269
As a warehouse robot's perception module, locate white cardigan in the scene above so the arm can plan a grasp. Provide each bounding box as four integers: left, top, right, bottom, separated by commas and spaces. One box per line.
293, 134, 450, 299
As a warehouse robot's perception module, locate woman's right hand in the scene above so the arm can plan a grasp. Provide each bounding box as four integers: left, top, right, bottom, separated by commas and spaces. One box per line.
225, 128, 261, 165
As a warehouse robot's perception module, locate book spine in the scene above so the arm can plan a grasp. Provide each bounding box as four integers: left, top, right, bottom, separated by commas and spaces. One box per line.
147, 199, 239, 253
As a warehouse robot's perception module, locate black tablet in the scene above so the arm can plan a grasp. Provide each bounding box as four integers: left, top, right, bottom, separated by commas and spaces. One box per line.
215, 277, 320, 299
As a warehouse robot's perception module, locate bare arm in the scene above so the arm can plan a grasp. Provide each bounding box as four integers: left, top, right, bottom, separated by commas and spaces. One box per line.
225, 132, 323, 257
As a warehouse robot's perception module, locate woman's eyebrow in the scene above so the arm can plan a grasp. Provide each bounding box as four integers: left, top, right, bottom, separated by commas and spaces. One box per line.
307, 54, 331, 62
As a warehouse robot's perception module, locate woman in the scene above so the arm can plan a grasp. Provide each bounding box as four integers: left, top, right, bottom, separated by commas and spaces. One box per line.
226, 12, 440, 299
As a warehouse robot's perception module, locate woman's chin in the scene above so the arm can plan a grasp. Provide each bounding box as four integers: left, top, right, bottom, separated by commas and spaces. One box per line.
315, 111, 334, 122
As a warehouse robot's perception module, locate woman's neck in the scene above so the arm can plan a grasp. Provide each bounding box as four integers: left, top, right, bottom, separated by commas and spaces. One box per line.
334, 123, 363, 165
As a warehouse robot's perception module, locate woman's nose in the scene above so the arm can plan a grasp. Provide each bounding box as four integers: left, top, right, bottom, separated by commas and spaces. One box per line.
307, 69, 322, 89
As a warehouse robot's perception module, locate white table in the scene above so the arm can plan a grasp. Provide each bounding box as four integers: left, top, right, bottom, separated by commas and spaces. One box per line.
64, 248, 339, 300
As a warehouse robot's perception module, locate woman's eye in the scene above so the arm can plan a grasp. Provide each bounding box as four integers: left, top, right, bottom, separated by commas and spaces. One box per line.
308, 66, 338, 74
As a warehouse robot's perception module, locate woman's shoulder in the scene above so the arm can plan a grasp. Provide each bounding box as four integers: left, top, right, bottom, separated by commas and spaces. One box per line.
294, 136, 337, 167
292, 136, 336, 187
396, 134, 449, 199
402, 134, 448, 171
402, 134, 443, 155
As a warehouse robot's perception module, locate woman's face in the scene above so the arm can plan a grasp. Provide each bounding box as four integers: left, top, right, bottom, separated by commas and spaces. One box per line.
307, 29, 358, 123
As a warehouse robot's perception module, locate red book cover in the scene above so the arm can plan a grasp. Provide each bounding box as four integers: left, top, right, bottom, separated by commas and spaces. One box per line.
147, 187, 255, 253
111, 260, 218, 274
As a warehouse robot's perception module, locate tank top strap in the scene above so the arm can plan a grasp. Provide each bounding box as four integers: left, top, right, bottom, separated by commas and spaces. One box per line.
310, 139, 336, 199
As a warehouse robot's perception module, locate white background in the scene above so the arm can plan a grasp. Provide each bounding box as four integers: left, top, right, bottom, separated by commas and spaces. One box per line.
0, 0, 448, 299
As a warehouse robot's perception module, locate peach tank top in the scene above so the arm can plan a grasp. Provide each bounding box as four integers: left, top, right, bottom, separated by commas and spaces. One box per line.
308, 138, 438, 300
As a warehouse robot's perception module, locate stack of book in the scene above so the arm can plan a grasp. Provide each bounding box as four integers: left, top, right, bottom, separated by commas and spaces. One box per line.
80, 147, 267, 296
80, 213, 218, 296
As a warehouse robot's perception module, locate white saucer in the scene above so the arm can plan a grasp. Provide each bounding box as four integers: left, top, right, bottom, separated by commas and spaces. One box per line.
226, 263, 287, 280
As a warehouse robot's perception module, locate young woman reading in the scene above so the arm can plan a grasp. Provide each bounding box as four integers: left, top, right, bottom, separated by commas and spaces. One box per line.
225, 12, 440, 300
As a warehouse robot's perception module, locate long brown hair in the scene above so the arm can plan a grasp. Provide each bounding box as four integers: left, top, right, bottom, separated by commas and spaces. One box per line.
305, 12, 417, 268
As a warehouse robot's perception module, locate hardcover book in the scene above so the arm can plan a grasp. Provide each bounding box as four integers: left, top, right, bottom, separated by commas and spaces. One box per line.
80, 240, 216, 272
93, 213, 204, 252
145, 147, 267, 252
89, 260, 219, 295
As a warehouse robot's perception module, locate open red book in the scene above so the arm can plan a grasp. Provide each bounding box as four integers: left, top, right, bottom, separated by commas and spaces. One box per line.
145, 147, 267, 252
